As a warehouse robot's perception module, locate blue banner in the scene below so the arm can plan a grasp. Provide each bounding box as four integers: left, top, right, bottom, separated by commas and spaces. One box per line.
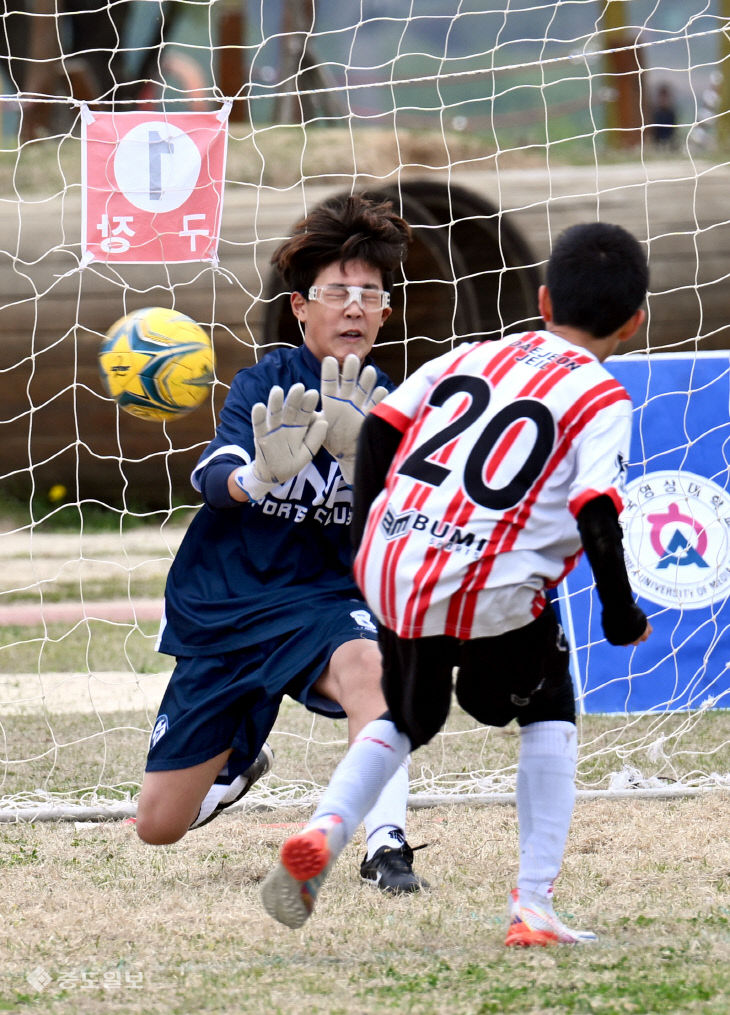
557, 352, 730, 713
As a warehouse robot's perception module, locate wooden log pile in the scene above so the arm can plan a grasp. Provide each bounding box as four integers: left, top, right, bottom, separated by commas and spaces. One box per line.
2, 162, 727, 505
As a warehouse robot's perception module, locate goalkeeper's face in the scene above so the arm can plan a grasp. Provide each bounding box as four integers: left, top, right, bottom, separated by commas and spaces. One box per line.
292, 258, 392, 365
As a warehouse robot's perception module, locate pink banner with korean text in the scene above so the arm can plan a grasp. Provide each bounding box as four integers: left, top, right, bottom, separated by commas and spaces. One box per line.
81, 105, 229, 264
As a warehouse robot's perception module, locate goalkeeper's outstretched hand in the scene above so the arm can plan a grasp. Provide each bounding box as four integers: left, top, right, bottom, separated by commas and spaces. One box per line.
320, 354, 389, 485
234, 383, 328, 502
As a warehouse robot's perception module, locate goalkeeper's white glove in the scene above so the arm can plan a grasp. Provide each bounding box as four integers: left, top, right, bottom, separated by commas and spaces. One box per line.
233, 383, 328, 503
320, 354, 389, 485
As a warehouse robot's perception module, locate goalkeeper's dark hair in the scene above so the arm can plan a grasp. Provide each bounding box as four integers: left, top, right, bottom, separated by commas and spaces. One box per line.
546, 222, 649, 338
271, 193, 412, 295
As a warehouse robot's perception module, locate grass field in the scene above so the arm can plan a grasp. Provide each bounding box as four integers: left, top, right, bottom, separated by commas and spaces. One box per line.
0, 685, 728, 1014
2, 522, 729, 1013
1, 793, 729, 1014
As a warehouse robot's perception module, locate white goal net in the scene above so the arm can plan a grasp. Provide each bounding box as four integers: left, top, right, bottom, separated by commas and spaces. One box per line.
0, 0, 729, 821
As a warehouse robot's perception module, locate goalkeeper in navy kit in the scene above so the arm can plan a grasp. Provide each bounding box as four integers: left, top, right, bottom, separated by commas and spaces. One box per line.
136, 194, 428, 894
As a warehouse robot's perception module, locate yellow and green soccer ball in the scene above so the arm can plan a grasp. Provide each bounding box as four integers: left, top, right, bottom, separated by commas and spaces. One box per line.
98, 307, 215, 422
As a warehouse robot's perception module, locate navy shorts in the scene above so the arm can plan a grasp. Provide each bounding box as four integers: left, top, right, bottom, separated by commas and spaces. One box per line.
379, 600, 576, 750
145, 596, 379, 774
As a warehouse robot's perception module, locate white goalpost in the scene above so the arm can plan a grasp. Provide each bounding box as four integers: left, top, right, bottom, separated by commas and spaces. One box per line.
0, 0, 729, 821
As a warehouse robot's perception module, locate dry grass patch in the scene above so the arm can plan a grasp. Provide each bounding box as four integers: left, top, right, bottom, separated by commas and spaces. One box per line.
0, 698, 728, 815
1, 796, 729, 1013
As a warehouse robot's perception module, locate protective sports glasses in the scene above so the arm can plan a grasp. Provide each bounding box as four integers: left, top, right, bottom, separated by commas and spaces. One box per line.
306, 284, 391, 311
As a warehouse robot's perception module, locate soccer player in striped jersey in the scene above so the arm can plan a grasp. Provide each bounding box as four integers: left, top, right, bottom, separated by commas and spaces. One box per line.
261, 222, 653, 941
136, 194, 428, 895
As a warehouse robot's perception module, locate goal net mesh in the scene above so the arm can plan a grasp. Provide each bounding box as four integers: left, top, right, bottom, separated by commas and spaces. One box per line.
0, 0, 728, 820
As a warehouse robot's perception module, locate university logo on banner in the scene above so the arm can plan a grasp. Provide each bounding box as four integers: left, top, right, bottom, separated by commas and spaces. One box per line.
81, 105, 229, 264
559, 352, 730, 714
621, 470, 730, 610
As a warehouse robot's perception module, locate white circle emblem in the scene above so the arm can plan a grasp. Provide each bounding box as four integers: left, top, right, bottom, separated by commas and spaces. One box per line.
114, 121, 201, 213
620, 470, 730, 609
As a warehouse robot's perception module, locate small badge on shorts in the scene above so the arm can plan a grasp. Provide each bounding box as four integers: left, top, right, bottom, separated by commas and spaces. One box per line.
510, 678, 545, 708
350, 608, 377, 633
150, 714, 169, 748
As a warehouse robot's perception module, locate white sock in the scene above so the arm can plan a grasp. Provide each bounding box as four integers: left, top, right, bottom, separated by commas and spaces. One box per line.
516, 720, 577, 900
363, 757, 410, 857
308, 719, 411, 853
189, 762, 238, 829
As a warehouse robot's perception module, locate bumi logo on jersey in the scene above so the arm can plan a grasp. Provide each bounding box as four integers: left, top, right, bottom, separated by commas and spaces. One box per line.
621, 470, 730, 609
380, 503, 487, 556
381, 505, 415, 540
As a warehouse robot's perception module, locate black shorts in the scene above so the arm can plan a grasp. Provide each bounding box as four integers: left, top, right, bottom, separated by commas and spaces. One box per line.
378, 601, 575, 750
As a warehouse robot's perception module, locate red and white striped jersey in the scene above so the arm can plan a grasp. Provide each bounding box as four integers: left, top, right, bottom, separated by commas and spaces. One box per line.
353, 331, 633, 639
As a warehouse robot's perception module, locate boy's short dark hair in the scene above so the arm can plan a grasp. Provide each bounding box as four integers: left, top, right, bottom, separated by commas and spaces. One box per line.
271, 193, 412, 295
546, 222, 649, 338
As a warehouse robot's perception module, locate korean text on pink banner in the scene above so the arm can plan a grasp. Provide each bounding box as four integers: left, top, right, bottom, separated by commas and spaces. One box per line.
81, 107, 229, 265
